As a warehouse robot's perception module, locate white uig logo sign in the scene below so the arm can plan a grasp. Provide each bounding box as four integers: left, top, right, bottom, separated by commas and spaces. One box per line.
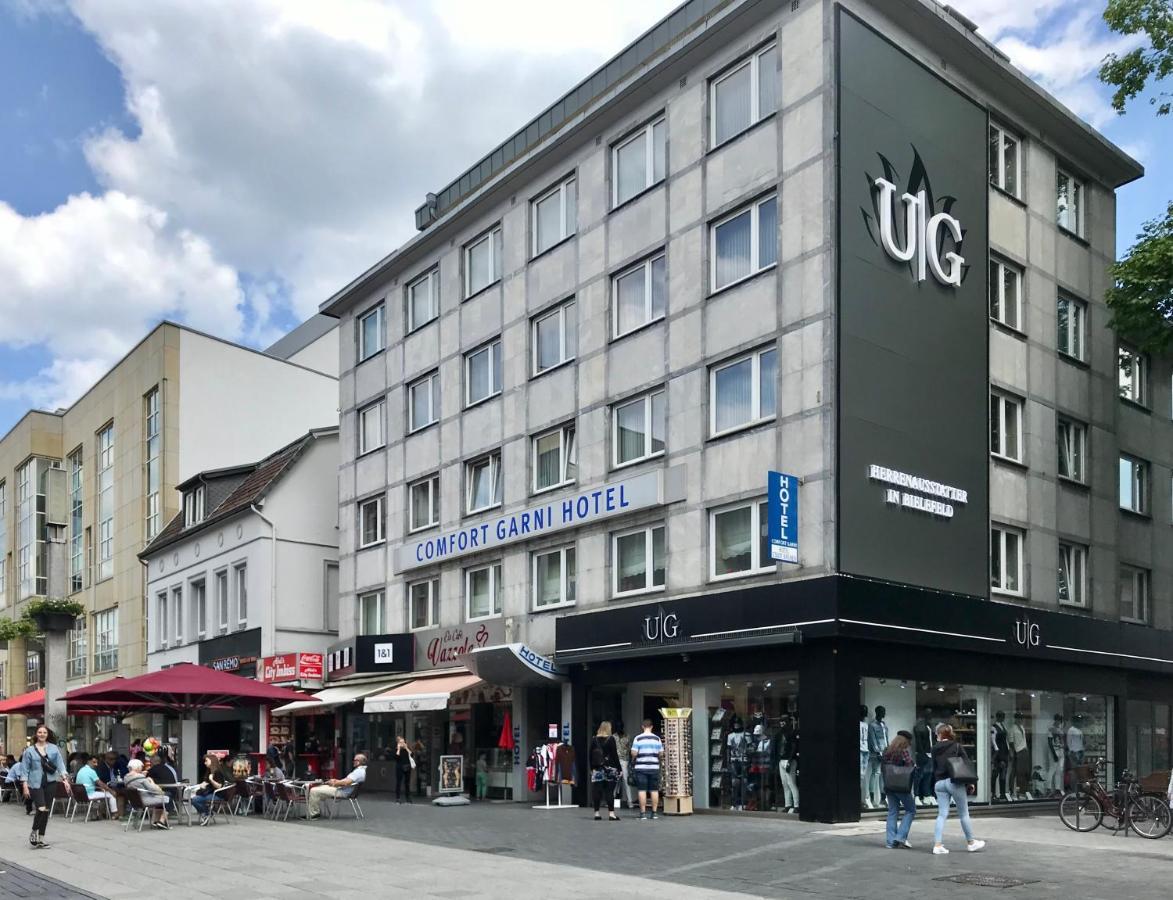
873, 177, 965, 287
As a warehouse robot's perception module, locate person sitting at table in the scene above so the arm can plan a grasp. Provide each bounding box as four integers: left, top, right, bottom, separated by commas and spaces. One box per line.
4, 757, 31, 812
264, 746, 286, 782
191, 754, 226, 826
75, 755, 117, 818
306, 753, 366, 819
125, 759, 170, 829
96, 751, 128, 784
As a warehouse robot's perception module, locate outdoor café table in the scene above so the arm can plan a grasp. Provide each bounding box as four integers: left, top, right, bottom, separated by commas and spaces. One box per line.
161, 783, 193, 826
285, 780, 320, 819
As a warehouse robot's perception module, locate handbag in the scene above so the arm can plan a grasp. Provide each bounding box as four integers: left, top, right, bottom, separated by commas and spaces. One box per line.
408, 753, 417, 770
36, 750, 57, 776
882, 760, 915, 794
946, 754, 978, 785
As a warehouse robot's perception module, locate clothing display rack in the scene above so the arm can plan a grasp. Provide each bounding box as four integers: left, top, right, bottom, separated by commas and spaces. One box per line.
530, 741, 576, 811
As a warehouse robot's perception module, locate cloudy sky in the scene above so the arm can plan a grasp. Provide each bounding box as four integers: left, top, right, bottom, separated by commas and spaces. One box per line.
0, 0, 1169, 433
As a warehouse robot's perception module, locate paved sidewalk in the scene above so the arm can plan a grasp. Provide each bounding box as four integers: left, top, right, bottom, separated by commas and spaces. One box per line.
0, 860, 102, 900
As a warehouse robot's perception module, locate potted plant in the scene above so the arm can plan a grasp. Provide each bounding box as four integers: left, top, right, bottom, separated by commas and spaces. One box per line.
0, 616, 36, 649
24, 598, 85, 634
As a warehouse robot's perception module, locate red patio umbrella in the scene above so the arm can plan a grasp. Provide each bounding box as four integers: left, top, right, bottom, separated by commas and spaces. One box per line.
0, 686, 208, 719
497, 710, 514, 751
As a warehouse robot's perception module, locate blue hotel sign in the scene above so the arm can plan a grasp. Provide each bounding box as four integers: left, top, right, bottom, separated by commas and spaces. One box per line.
767, 471, 799, 565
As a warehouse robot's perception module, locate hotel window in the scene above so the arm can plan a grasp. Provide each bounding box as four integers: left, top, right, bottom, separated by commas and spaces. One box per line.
465, 562, 503, 621
613, 117, 666, 206
1118, 345, 1149, 406
990, 392, 1023, 463
234, 564, 248, 628
1058, 542, 1087, 608
465, 339, 503, 406
710, 500, 773, 581
184, 485, 205, 527
1057, 417, 1087, 483
988, 256, 1022, 331
93, 607, 118, 673
358, 496, 385, 547
407, 371, 441, 432
0, 480, 7, 603
1057, 295, 1087, 361
613, 390, 665, 467
532, 175, 576, 256
97, 425, 114, 581
1119, 454, 1149, 514
193, 579, 207, 639
613, 253, 666, 338
533, 545, 576, 610
613, 524, 666, 596
533, 424, 576, 493
710, 346, 776, 437
1120, 566, 1151, 624
408, 578, 439, 630
172, 585, 183, 645
532, 300, 576, 375
466, 452, 502, 514
66, 616, 86, 679
711, 43, 776, 147
465, 226, 503, 297
990, 525, 1024, 596
1056, 168, 1084, 236
358, 590, 384, 636
409, 475, 440, 533
988, 122, 1020, 196
68, 450, 83, 593
406, 268, 440, 332
711, 195, 777, 292
157, 591, 168, 649
357, 303, 385, 362
358, 399, 386, 455
216, 569, 229, 634
144, 388, 161, 540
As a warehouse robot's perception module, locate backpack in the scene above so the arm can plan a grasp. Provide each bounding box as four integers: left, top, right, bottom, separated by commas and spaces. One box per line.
590, 738, 606, 769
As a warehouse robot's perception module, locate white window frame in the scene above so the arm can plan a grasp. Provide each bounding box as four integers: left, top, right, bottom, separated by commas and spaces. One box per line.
464, 339, 503, 407
465, 562, 503, 622
612, 117, 666, 207
532, 175, 576, 256
93, 607, 118, 673
989, 122, 1020, 197
66, 615, 86, 679
612, 524, 666, 597
358, 495, 386, 547
532, 423, 577, 494
408, 475, 440, 533
988, 255, 1023, 331
408, 578, 440, 631
67, 453, 81, 593
1057, 295, 1087, 362
215, 569, 229, 635
144, 387, 161, 540
710, 195, 778, 293
709, 347, 777, 438
193, 578, 207, 639
406, 267, 440, 332
612, 390, 666, 468
172, 585, 183, 645
358, 590, 385, 636
357, 399, 386, 455
612, 253, 666, 338
1118, 346, 1149, 406
1056, 167, 1084, 236
532, 300, 576, 376
709, 43, 776, 147
157, 591, 169, 650
184, 485, 205, 527
708, 499, 774, 582
532, 545, 576, 611
1119, 454, 1149, 514
1119, 566, 1150, 624
466, 452, 503, 514
990, 391, 1024, 463
1057, 416, 1087, 483
407, 371, 441, 432
990, 525, 1025, 597
96, 426, 114, 582
464, 226, 502, 298
1058, 542, 1087, 608
234, 563, 248, 628
356, 303, 385, 362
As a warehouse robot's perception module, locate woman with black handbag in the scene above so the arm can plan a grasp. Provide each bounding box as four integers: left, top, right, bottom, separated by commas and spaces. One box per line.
930, 723, 986, 855
21, 726, 69, 849
881, 731, 916, 849
589, 721, 621, 821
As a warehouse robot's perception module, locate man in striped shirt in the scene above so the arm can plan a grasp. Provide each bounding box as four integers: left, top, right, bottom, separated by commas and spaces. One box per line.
630, 719, 664, 820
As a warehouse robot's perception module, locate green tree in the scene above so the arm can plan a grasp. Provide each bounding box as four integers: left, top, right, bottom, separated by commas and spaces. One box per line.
1100, 0, 1173, 354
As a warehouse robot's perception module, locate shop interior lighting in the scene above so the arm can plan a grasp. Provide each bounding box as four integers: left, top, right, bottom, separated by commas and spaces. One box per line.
899, 681, 907, 689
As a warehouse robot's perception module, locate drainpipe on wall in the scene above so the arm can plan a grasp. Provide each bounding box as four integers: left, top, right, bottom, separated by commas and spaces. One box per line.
250, 504, 277, 658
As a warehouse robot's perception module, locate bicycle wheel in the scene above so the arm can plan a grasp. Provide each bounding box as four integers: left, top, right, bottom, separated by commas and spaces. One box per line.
1128, 796, 1172, 839
1059, 792, 1103, 832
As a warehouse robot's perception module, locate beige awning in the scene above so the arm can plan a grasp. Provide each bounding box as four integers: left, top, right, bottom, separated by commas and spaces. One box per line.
271, 679, 406, 715
363, 674, 483, 714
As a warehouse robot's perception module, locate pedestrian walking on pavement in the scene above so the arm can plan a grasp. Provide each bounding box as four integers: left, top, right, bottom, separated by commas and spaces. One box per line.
631, 719, 664, 821
882, 731, 916, 849
589, 721, 621, 821
931, 724, 986, 855
21, 726, 68, 850
614, 724, 635, 809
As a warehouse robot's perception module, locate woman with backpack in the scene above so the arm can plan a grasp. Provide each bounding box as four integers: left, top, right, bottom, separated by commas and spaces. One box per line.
21, 726, 69, 849
930, 723, 986, 855
589, 721, 621, 821
881, 730, 916, 849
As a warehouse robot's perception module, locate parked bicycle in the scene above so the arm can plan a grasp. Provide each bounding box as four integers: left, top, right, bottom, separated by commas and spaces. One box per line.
1058, 759, 1172, 839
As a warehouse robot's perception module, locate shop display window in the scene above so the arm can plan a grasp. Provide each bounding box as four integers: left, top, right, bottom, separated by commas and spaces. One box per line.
1126, 700, 1171, 784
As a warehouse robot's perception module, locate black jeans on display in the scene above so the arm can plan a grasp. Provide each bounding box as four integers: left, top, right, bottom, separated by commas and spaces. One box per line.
730, 760, 747, 808
994, 753, 1009, 798
591, 777, 614, 812
914, 754, 933, 798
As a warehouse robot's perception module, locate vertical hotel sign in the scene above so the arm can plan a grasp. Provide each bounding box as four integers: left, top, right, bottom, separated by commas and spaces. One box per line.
767, 471, 799, 564
835, 9, 989, 598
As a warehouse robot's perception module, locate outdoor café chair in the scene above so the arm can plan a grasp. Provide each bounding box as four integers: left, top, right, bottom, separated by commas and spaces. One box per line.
123, 788, 150, 833
232, 780, 257, 816
323, 782, 365, 820
277, 781, 307, 821
48, 780, 73, 819
262, 780, 282, 819
69, 783, 108, 823
204, 784, 236, 824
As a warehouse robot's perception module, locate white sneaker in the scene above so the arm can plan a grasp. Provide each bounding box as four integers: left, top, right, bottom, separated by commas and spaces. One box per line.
1025, 792, 1034, 801
933, 845, 949, 855
967, 840, 986, 853
864, 799, 876, 810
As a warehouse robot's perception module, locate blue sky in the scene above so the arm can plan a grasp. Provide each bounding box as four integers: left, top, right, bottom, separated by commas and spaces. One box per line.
0, 0, 1168, 436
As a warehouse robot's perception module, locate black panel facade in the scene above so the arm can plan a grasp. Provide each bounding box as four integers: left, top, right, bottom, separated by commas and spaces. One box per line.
836, 9, 989, 597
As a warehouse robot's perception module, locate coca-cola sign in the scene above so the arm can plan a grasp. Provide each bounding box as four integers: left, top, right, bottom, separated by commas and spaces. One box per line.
415, 620, 503, 671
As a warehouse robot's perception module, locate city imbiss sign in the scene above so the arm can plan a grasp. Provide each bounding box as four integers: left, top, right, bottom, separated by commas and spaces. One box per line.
257, 652, 324, 684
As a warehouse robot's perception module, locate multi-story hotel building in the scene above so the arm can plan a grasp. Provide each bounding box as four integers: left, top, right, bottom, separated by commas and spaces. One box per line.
321, 0, 1167, 820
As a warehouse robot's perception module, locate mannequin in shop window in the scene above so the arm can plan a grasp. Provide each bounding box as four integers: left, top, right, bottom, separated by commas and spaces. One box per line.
913, 711, 936, 808
867, 706, 889, 808
727, 716, 749, 811
859, 706, 872, 808
1009, 713, 1031, 800
991, 711, 1010, 802
749, 725, 772, 811
1046, 714, 1065, 796
1067, 715, 1085, 766
776, 716, 798, 813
